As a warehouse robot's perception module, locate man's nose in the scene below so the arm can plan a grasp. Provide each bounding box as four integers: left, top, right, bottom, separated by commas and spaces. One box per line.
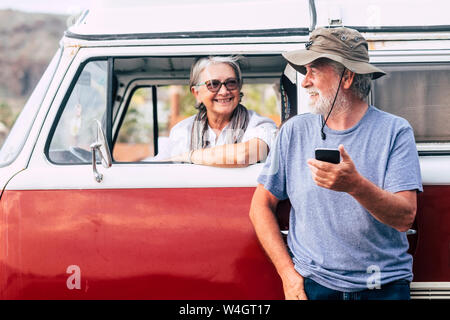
301, 73, 312, 88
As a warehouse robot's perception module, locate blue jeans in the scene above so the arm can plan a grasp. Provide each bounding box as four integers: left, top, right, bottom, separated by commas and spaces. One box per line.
304, 278, 410, 300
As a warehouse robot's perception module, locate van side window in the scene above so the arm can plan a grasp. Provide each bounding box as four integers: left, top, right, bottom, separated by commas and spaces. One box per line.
372, 63, 450, 143
113, 86, 172, 162
113, 83, 281, 163
48, 60, 107, 164
112, 85, 194, 162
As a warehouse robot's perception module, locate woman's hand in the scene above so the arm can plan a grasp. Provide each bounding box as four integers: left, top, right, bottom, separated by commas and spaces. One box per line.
198, 138, 269, 167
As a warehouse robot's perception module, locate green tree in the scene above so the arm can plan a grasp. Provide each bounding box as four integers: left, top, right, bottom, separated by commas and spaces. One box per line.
117, 88, 152, 143
178, 86, 197, 117
241, 84, 279, 116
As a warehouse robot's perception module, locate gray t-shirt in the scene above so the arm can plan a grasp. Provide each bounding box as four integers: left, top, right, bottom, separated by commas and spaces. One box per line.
257, 105, 423, 292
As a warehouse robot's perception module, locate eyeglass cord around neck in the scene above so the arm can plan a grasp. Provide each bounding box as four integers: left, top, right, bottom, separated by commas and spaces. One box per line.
321, 68, 346, 140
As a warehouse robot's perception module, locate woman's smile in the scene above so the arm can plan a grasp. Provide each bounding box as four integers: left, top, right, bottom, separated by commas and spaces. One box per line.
214, 96, 235, 104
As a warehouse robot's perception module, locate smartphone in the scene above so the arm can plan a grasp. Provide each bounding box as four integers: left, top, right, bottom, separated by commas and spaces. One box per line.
315, 148, 340, 164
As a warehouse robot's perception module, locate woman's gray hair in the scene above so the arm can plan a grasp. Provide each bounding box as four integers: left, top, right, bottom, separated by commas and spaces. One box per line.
326, 59, 372, 100
189, 56, 249, 151
189, 56, 243, 90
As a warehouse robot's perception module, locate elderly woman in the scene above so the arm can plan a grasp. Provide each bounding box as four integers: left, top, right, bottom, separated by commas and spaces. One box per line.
166, 56, 277, 167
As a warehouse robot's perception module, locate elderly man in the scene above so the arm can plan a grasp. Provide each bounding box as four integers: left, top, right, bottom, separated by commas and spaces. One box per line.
249, 27, 422, 300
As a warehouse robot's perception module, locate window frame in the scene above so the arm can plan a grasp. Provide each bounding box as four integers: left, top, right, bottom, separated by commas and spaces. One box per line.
110, 56, 285, 164
112, 84, 159, 161
44, 57, 110, 165
45, 53, 288, 165
371, 61, 450, 156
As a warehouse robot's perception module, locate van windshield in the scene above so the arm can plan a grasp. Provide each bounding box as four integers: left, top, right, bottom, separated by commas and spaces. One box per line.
0, 49, 61, 167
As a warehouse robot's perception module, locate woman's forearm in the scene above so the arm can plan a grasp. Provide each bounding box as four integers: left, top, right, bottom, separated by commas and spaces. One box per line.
190, 138, 268, 167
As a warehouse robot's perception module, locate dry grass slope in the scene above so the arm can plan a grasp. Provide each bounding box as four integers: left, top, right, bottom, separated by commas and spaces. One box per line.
0, 9, 67, 112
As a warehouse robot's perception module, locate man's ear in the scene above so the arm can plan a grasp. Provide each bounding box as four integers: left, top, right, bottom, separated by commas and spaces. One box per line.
342, 70, 355, 89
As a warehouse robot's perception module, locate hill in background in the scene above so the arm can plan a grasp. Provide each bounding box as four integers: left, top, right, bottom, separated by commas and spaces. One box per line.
0, 9, 68, 140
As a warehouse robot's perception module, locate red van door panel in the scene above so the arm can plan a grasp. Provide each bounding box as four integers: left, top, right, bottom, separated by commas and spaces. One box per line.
413, 185, 450, 281
0, 187, 284, 299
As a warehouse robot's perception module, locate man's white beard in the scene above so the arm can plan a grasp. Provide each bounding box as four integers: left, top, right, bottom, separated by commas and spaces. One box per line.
307, 86, 349, 117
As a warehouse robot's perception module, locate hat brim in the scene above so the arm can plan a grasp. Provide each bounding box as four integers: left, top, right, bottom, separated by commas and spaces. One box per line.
282, 49, 386, 79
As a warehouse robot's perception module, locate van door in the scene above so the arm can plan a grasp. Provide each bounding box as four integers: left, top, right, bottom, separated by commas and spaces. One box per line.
0, 50, 284, 299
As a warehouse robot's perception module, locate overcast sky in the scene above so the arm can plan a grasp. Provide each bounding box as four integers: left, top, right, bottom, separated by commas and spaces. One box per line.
0, 0, 239, 15
0, 0, 93, 15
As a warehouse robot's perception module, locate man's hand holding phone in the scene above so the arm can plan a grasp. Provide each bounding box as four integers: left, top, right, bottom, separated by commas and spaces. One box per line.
307, 144, 361, 193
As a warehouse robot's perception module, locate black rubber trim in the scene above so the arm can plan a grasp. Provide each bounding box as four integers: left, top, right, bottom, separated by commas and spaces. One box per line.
107, 58, 114, 153
64, 25, 450, 42
152, 85, 158, 156
64, 28, 310, 41
348, 25, 450, 33
418, 150, 450, 156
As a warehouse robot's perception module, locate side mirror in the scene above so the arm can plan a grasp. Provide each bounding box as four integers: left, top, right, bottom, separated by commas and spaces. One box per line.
90, 120, 112, 182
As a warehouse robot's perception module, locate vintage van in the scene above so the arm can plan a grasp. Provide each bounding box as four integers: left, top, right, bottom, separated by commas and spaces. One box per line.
0, 0, 449, 299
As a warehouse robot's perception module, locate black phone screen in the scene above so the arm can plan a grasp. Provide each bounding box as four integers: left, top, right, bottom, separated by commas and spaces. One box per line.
315, 148, 340, 164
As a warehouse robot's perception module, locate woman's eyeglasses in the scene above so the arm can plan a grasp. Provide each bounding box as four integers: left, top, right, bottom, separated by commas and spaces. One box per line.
196, 78, 240, 93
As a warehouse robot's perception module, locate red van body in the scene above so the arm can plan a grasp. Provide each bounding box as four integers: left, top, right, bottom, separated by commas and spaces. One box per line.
0, 1, 449, 299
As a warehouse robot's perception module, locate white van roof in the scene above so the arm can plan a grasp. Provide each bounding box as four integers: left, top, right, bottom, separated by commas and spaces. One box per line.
67, 0, 311, 39
314, 0, 450, 29
66, 0, 450, 40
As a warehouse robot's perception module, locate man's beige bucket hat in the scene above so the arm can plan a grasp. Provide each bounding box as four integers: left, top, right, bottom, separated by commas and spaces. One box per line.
282, 27, 386, 79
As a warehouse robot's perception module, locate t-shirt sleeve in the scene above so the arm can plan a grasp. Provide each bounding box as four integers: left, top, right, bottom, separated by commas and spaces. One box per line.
384, 124, 423, 193
257, 125, 289, 200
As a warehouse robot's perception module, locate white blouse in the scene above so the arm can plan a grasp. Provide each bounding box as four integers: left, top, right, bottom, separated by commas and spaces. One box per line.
155, 109, 277, 160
